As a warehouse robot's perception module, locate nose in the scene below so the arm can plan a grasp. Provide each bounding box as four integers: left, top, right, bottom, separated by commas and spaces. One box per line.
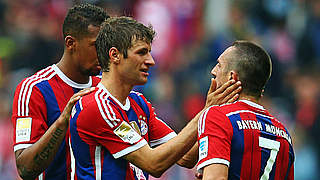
211, 66, 217, 77
145, 54, 155, 67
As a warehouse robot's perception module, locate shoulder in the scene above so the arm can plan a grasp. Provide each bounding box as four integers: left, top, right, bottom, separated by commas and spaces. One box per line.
204, 102, 239, 118
16, 65, 57, 91
129, 91, 151, 105
81, 88, 122, 127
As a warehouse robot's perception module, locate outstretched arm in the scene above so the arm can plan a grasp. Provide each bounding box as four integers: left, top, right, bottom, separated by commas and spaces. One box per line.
14, 88, 95, 180
202, 164, 228, 180
176, 79, 241, 168
124, 111, 200, 178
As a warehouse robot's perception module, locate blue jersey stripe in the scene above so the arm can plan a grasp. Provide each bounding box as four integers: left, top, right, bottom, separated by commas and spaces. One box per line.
228, 114, 244, 179
129, 93, 150, 122
36, 81, 67, 179
36, 81, 60, 126
71, 101, 128, 180
70, 102, 96, 179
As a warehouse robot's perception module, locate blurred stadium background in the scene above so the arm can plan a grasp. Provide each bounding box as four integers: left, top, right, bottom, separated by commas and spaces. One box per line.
0, 0, 319, 179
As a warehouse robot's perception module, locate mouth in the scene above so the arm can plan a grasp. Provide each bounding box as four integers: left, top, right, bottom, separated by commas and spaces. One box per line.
140, 69, 149, 76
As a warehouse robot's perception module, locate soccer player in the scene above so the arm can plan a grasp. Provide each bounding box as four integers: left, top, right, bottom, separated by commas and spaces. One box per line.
197, 41, 295, 180
11, 4, 109, 180
69, 16, 242, 179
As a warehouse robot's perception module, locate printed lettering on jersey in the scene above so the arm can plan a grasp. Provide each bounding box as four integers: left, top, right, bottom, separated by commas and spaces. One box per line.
199, 136, 209, 161
139, 115, 148, 136
16, 117, 32, 143
114, 121, 141, 144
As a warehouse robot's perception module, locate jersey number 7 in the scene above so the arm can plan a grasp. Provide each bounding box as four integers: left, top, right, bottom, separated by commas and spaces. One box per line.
259, 136, 280, 180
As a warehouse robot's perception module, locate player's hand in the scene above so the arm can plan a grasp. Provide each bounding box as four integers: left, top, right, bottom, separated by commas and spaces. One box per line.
205, 78, 241, 108
60, 87, 96, 125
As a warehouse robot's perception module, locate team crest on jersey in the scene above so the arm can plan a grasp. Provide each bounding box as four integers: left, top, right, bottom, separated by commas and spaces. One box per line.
16, 117, 32, 143
199, 136, 208, 160
114, 121, 141, 144
138, 115, 148, 136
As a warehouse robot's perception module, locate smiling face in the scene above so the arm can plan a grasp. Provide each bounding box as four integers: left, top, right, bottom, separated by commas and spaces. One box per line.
118, 39, 155, 86
75, 25, 101, 76
211, 47, 235, 88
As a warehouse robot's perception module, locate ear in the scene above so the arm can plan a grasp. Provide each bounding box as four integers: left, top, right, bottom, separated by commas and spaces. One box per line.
229, 70, 239, 81
65, 35, 76, 50
108, 47, 120, 64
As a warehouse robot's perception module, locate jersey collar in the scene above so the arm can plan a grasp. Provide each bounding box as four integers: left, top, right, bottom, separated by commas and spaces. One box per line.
97, 83, 130, 111
239, 100, 265, 110
52, 64, 92, 89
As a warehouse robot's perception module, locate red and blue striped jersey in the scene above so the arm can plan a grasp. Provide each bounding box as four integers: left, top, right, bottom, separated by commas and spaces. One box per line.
11, 64, 101, 180
69, 83, 176, 180
197, 100, 294, 180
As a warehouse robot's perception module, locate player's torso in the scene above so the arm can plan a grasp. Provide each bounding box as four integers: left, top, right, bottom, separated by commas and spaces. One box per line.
71, 91, 151, 180
13, 65, 100, 180
222, 100, 294, 180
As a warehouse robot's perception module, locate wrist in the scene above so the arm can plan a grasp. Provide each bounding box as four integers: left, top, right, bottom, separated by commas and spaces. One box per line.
55, 115, 69, 130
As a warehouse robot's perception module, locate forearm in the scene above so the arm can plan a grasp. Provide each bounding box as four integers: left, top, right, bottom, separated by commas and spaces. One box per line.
149, 113, 201, 176
15, 118, 67, 179
176, 142, 198, 168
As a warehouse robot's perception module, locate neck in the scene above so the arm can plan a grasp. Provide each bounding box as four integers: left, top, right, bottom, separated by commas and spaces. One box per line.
56, 52, 90, 84
238, 94, 260, 104
100, 72, 133, 106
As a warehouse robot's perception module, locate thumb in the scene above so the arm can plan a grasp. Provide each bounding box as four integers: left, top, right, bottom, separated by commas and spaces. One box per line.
207, 78, 217, 95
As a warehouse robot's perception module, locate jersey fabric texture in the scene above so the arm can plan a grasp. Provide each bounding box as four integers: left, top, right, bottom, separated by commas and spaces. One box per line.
197, 100, 294, 180
70, 83, 176, 180
12, 64, 100, 180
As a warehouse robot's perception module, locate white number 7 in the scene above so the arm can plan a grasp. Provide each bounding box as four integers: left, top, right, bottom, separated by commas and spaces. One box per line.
259, 136, 280, 180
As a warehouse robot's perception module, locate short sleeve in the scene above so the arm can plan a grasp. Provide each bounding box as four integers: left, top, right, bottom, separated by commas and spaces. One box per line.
12, 82, 48, 151
197, 107, 233, 171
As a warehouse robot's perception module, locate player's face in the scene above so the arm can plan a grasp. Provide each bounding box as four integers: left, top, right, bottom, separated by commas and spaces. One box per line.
75, 25, 101, 76
119, 40, 155, 86
211, 47, 234, 88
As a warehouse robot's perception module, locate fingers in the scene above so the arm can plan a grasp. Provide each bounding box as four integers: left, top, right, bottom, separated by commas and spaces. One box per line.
220, 81, 241, 103
65, 87, 96, 111
207, 78, 217, 95
224, 86, 242, 103
76, 87, 96, 97
205, 80, 241, 107
69, 87, 95, 104
213, 79, 236, 95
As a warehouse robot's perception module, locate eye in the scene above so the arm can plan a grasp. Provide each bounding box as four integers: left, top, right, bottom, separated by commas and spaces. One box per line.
137, 48, 148, 55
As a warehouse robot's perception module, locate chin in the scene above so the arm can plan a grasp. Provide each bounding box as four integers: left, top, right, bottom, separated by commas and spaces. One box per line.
136, 79, 148, 85
88, 70, 101, 76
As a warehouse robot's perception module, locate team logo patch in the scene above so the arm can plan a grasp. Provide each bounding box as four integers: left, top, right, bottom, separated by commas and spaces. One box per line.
114, 121, 141, 144
139, 115, 148, 136
199, 136, 208, 160
16, 117, 32, 143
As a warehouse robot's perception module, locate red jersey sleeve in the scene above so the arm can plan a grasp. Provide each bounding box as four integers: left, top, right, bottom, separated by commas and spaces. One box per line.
12, 81, 48, 151
197, 106, 233, 171
139, 94, 176, 147
75, 96, 147, 159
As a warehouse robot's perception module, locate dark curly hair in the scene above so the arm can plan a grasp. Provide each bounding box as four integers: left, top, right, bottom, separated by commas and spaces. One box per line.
62, 3, 109, 40
96, 16, 156, 72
